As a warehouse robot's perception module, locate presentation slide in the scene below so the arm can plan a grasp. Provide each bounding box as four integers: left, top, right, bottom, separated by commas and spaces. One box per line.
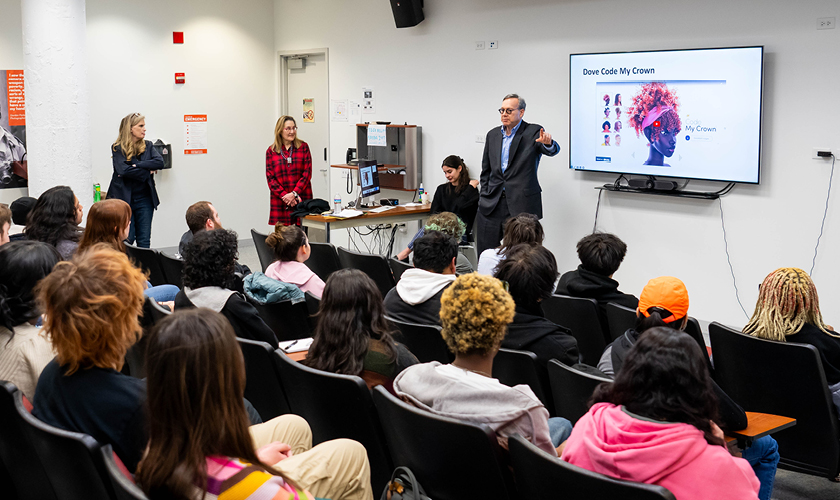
569, 47, 763, 184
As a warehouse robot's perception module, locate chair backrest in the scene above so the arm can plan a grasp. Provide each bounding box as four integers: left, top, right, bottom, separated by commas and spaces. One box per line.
158, 252, 184, 288
274, 352, 392, 491
125, 297, 171, 378
237, 338, 291, 420
249, 299, 312, 341
16, 393, 115, 500
605, 302, 637, 342
372, 386, 517, 500
388, 258, 413, 282
493, 348, 553, 413
125, 244, 166, 286
0, 382, 58, 500
337, 247, 396, 297
304, 291, 321, 316
542, 295, 607, 366
386, 316, 453, 364
709, 322, 840, 478
306, 241, 342, 281
250, 229, 274, 272
548, 359, 612, 424
508, 434, 676, 500
99, 445, 149, 500
684, 317, 712, 366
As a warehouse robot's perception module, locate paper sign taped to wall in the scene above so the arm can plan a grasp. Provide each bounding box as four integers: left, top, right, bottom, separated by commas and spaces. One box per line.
184, 115, 208, 154
303, 98, 314, 123
367, 124, 386, 147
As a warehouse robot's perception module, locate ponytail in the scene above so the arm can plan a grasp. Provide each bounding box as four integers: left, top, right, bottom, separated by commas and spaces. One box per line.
265, 223, 307, 262
635, 306, 685, 334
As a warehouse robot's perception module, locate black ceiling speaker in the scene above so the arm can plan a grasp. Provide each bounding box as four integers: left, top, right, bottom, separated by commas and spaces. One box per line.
390, 0, 424, 28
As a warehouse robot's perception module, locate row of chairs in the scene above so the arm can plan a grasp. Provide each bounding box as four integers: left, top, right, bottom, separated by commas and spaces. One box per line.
236, 339, 673, 500
0, 381, 146, 500
124, 244, 184, 288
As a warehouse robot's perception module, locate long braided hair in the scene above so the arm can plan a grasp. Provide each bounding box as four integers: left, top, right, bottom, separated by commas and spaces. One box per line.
743, 268, 838, 341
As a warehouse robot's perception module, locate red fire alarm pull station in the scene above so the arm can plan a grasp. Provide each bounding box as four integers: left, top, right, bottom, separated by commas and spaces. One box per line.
173, 32, 184, 44
175, 73, 185, 84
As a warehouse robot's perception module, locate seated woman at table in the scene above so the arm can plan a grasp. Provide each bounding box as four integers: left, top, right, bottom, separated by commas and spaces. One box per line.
264, 223, 325, 298
304, 269, 417, 390
562, 328, 762, 500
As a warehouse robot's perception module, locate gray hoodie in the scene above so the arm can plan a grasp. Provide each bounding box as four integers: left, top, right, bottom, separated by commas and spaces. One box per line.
393, 362, 556, 455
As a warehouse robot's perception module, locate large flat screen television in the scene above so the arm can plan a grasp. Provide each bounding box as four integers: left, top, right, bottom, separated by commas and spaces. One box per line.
569, 46, 763, 184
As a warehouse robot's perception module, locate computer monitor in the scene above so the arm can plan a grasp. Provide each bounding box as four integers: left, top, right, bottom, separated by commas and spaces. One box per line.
359, 160, 380, 198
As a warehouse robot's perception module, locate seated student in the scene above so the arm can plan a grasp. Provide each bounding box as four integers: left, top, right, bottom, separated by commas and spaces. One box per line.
305, 269, 418, 390
0, 241, 61, 400
384, 231, 457, 326
476, 213, 543, 276
556, 232, 638, 315
77, 199, 179, 303
9, 196, 36, 241
394, 274, 573, 456
137, 309, 372, 500
33, 244, 149, 471
598, 276, 779, 500
175, 229, 278, 348
179, 200, 250, 274
562, 328, 762, 500
24, 185, 84, 259
423, 212, 474, 275
0, 203, 10, 246
264, 223, 325, 298
495, 244, 579, 367
743, 267, 840, 414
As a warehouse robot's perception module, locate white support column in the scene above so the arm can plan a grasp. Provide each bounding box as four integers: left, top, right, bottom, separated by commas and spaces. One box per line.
21, 0, 92, 206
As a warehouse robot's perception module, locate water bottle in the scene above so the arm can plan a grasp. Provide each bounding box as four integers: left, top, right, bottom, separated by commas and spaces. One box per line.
418, 183, 424, 203
333, 193, 342, 213
93, 183, 101, 203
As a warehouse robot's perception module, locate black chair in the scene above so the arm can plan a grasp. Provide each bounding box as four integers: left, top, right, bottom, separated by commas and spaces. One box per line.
306, 241, 342, 281
684, 317, 712, 365
99, 445, 149, 500
304, 291, 320, 316
493, 348, 553, 414
605, 302, 637, 342
237, 338, 292, 420
158, 252, 184, 288
508, 434, 676, 500
16, 394, 115, 500
386, 316, 453, 364
548, 359, 612, 423
250, 228, 274, 272
274, 352, 393, 492
709, 322, 840, 479
124, 298, 171, 379
0, 382, 57, 500
125, 244, 166, 286
337, 247, 396, 297
249, 299, 312, 342
388, 257, 413, 282
542, 295, 607, 366
372, 386, 517, 500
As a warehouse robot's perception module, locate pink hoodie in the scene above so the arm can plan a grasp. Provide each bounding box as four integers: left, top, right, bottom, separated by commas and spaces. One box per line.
265, 260, 325, 298
561, 403, 759, 500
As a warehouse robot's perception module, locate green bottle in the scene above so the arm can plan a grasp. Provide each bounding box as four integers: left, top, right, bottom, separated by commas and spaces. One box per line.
94, 183, 101, 202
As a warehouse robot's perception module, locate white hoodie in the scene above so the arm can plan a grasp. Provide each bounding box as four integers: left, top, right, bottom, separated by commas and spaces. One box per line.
396, 268, 456, 305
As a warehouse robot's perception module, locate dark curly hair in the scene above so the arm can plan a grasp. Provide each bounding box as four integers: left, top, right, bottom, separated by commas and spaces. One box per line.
626, 82, 681, 144
495, 244, 558, 306
24, 186, 81, 247
304, 269, 397, 376
0, 241, 61, 339
182, 229, 238, 290
590, 327, 724, 447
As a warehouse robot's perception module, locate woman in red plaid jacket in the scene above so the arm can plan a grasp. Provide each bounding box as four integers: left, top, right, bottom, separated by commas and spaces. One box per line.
265, 115, 313, 226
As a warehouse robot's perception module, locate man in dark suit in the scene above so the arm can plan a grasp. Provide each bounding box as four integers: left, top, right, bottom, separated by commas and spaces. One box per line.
477, 94, 559, 255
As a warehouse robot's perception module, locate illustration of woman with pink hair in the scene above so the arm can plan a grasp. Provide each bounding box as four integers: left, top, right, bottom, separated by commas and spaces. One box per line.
603, 94, 611, 106
627, 82, 682, 166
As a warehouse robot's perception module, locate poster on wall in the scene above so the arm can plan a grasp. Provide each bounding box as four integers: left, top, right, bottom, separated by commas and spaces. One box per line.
303, 98, 315, 123
183, 114, 208, 154
0, 70, 27, 189
330, 99, 348, 122
362, 87, 375, 114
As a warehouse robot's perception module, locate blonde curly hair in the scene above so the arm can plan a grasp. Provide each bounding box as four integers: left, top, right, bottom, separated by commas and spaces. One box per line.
439, 274, 515, 356
743, 268, 838, 341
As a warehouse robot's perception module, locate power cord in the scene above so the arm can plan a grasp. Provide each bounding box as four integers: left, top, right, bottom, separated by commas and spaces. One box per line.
719, 197, 749, 318
593, 188, 603, 233
810, 153, 836, 276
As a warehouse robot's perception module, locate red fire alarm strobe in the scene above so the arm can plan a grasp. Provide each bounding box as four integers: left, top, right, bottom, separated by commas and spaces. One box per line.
173, 32, 184, 44
175, 73, 185, 84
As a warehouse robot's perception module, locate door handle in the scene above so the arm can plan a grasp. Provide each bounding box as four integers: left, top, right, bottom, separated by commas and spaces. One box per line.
320, 168, 328, 172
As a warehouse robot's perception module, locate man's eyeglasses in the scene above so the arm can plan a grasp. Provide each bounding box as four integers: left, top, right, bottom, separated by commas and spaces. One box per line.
499, 108, 518, 115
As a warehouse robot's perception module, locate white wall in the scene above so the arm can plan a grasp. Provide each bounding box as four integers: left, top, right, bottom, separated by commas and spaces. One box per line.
85, 0, 277, 248
0, 0, 27, 204
274, 0, 840, 327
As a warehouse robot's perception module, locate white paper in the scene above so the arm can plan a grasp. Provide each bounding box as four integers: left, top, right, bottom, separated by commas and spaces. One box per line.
368, 206, 395, 213
403, 202, 424, 207
367, 124, 387, 147
348, 100, 362, 123
183, 114, 208, 154
278, 337, 313, 353
331, 209, 364, 219
362, 86, 375, 114
330, 99, 348, 122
